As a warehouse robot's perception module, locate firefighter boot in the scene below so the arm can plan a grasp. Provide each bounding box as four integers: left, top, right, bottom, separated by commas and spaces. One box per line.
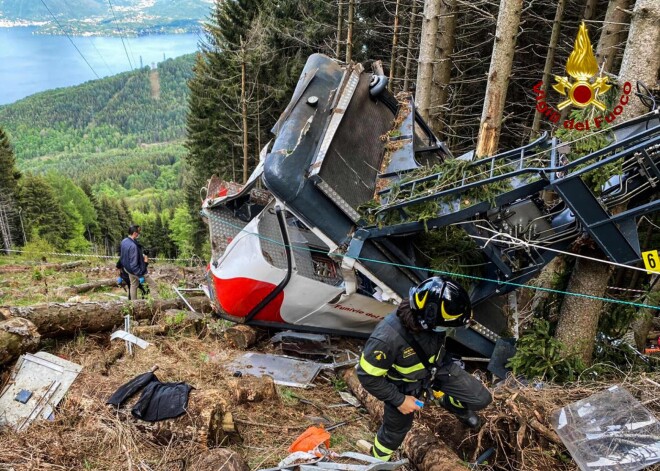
436, 394, 481, 429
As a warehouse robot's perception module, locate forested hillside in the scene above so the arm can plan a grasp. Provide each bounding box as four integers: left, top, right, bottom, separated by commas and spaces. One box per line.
0, 54, 196, 259
0, 0, 212, 35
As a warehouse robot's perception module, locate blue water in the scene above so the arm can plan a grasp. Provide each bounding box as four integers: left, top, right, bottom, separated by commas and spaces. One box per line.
0, 27, 200, 105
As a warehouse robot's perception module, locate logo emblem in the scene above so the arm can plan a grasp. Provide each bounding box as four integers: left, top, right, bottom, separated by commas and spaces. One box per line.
414, 291, 429, 310
374, 351, 387, 361
553, 22, 610, 111
440, 301, 462, 321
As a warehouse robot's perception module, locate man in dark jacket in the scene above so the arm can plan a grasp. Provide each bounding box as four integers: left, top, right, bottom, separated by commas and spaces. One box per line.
356, 277, 492, 462
119, 225, 149, 300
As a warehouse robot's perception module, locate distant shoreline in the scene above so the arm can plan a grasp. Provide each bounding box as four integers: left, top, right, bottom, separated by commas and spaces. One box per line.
0, 21, 202, 37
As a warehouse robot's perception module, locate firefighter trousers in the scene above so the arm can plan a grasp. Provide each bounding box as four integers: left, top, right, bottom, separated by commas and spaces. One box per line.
372, 362, 491, 461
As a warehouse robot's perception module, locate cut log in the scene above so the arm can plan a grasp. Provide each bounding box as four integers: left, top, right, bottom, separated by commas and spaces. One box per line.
153, 389, 241, 448
189, 448, 248, 471
227, 375, 277, 404
224, 324, 258, 349
0, 317, 40, 365
0, 297, 212, 366
133, 324, 169, 337
164, 309, 206, 334
66, 278, 117, 294
0, 296, 211, 338
343, 369, 465, 470
0, 260, 87, 274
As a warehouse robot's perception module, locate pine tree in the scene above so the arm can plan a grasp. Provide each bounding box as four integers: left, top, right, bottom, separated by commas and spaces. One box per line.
0, 127, 21, 198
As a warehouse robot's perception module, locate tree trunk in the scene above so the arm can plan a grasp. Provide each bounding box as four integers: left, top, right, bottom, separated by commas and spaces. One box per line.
227, 375, 277, 404
416, 0, 442, 121
0, 260, 87, 274
630, 279, 660, 350
388, 0, 402, 91
583, 0, 599, 21
0, 317, 40, 365
0, 297, 211, 339
555, 259, 612, 364
345, 0, 355, 63
595, 0, 632, 73
343, 369, 465, 471
241, 39, 249, 184
403, 1, 419, 92
225, 324, 258, 349
336, 0, 344, 59
531, 0, 566, 135
617, 0, 660, 121
475, 0, 523, 158
428, 0, 457, 136
66, 278, 117, 294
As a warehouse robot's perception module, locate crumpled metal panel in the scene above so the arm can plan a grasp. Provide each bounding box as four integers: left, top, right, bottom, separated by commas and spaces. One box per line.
0, 351, 82, 431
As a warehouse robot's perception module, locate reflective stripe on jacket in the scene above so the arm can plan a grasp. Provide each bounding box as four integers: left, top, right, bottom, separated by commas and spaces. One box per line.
356, 312, 444, 407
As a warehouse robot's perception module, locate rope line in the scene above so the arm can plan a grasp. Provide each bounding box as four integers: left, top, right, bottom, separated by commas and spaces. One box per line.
206, 211, 660, 311
3, 249, 195, 263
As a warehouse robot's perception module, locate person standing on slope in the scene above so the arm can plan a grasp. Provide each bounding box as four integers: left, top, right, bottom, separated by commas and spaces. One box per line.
357, 276, 492, 461
119, 225, 150, 301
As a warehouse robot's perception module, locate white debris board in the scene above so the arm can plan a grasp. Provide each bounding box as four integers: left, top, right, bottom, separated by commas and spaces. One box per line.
0, 351, 83, 431
227, 352, 323, 388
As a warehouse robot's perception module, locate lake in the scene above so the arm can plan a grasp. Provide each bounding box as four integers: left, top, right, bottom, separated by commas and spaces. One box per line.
0, 27, 200, 105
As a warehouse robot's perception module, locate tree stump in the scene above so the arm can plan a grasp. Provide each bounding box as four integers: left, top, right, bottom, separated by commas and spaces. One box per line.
153, 389, 241, 448
224, 324, 258, 349
189, 448, 249, 471
228, 375, 277, 404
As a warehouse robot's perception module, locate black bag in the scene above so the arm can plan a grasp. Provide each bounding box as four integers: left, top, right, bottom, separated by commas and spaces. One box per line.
131, 382, 193, 422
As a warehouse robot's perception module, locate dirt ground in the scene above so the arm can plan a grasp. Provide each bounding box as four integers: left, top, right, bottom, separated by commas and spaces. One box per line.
1, 256, 659, 471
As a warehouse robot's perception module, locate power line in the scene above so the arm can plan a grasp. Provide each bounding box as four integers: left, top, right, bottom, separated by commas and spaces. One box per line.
39, 0, 100, 79
107, 0, 134, 71
87, 36, 115, 76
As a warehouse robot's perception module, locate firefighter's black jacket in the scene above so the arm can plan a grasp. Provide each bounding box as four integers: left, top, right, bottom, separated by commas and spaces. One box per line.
356, 312, 444, 407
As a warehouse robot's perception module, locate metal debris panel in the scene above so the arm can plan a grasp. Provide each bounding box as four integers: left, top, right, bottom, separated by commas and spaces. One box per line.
552, 385, 660, 471
0, 351, 83, 431
227, 352, 324, 388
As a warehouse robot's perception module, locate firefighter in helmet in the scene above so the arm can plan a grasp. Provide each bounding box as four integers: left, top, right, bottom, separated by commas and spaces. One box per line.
356, 276, 492, 462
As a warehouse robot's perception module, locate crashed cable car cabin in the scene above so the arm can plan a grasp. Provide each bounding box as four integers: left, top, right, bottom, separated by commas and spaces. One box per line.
201, 54, 660, 358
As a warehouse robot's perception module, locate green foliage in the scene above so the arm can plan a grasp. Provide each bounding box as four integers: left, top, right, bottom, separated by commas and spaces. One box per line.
507, 319, 585, 382
1, 55, 194, 161
20, 236, 57, 260
169, 205, 195, 258
32, 267, 43, 281
0, 126, 21, 198
331, 376, 348, 392
165, 311, 188, 326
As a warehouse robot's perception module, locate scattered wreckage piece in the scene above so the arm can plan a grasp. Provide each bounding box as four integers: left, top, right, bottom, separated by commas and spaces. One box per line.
110, 329, 151, 350
342, 369, 467, 471
552, 385, 660, 471
228, 352, 324, 389
271, 331, 333, 360
0, 351, 82, 431
260, 451, 408, 471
